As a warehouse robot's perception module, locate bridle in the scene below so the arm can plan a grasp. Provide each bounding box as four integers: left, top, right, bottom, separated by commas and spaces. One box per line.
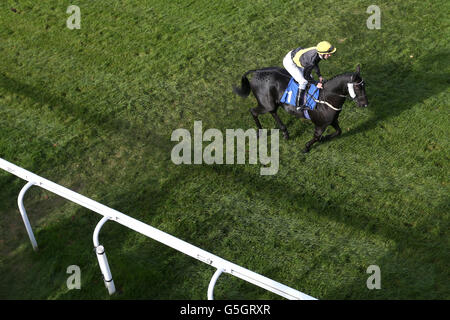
345, 79, 365, 102
313, 79, 365, 110
328, 79, 365, 101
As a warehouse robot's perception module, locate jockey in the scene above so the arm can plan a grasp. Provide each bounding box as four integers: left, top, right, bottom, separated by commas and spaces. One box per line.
282, 41, 336, 110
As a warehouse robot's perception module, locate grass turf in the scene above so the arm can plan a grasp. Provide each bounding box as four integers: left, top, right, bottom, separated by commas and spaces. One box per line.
0, 0, 448, 299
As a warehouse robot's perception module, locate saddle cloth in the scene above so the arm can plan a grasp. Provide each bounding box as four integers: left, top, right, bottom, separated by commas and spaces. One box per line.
280, 78, 320, 119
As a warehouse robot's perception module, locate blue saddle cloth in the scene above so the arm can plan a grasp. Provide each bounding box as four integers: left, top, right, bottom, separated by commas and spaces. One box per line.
280, 78, 320, 119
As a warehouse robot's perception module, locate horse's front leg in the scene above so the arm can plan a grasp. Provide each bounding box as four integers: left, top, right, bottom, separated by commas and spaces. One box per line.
320, 120, 342, 142
303, 126, 326, 153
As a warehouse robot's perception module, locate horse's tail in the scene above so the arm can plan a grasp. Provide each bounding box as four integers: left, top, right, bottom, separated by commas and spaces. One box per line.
233, 70, 257, 98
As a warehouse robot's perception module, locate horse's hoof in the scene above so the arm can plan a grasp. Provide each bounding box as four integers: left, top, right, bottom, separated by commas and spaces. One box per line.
302, 148, 310, 153
283, 133, 289, 140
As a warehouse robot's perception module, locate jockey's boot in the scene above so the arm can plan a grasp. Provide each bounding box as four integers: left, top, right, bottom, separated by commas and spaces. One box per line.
296, 89, 306, 112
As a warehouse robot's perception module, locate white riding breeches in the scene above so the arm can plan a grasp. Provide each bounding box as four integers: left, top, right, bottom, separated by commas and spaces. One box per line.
283, 51, 308, 90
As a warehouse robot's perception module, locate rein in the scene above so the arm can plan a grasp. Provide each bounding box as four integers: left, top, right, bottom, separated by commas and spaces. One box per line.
309, 79, 364, 111
306, 87, 342, 111
313, 97, 342, 111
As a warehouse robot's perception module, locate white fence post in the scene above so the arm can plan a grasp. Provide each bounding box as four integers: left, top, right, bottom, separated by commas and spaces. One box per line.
17, 181, 38, 251
93, 216, 116, 295
207, 268, 225, 300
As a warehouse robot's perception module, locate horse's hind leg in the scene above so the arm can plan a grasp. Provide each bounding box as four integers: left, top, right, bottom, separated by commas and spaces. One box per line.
250, 105, 266, 135
270, 111, 289, 140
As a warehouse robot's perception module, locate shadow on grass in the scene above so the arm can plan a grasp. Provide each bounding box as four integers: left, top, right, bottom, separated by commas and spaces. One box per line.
0, 72, 173, 156
153, 164, 447, 299
0, 70, 173, 218
339, 52, 450, 140
186, 164, 447, 299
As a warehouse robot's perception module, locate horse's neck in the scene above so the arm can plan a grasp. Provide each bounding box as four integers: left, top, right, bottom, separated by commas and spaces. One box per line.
322, 73, 352, 100
325, 73, 352, 94
317, 74, 351, 108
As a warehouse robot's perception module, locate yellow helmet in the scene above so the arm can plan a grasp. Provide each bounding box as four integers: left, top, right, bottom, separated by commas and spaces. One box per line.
316, 41, 336, 54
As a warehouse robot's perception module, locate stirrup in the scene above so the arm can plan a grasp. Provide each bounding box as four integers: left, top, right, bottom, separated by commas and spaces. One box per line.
296, 105, 307, 112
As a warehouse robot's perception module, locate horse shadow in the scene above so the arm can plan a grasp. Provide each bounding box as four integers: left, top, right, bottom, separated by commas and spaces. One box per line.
339, 52, 449, 139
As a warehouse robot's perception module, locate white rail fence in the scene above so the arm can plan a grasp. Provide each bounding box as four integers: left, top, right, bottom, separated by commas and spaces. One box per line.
0, 158, 316, 300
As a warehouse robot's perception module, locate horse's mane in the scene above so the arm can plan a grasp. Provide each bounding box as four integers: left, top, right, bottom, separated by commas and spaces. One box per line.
325, 72, 355, 83
257, 67, 291, 78
322, 72, 358, 94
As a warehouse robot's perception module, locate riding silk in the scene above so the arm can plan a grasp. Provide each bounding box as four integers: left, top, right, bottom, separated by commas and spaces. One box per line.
290, 47, 322, 85
280, 78, 320, 119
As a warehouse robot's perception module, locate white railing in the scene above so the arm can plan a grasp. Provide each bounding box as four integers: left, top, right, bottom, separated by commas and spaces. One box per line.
0, 157, 316, 300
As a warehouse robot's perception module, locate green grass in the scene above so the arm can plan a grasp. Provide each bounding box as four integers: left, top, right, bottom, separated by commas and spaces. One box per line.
0, 0, 449, 299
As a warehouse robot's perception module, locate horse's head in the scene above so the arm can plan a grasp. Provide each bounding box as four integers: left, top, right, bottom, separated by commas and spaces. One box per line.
348, 65, 368, 107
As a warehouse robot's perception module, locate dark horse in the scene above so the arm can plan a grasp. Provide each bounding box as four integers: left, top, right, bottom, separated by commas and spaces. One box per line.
233, 65, 368, 152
